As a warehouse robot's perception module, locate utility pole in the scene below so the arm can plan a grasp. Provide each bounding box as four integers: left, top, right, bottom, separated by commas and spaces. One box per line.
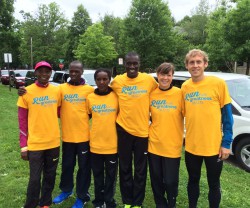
31, 37, 33, 69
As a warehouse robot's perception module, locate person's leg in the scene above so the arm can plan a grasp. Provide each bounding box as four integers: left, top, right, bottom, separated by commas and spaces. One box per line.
148, 153, 167, 208
162, 157, 181, 208
133, 136, 148, 206
104, 153, 118, 208
91, 152, 105, 207
117, 124, 133, 205
59, 142, 76, 192
204, 155, 223, 208
40, 147, 60, 206
76, 141, 91, 202
24, 150, 44, 208
185, 151, 203, 208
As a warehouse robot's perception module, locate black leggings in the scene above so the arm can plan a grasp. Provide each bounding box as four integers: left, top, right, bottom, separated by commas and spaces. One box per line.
185, 151, 223, 208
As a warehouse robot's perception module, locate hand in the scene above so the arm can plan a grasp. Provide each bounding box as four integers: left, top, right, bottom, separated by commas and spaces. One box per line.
18, 86, 27, 96
219, 147, 230, 160
21, 151, 28, 161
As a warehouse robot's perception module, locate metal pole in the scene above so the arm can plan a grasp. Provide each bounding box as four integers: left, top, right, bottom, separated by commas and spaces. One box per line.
7, 55, 11, 92
31, 37, 33, 69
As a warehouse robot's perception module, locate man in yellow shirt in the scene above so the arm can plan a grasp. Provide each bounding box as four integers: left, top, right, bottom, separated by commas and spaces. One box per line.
17, 61, 61, 208
182, 49, 233, 208
111, 52, 158, 208
52, 61, 94, 208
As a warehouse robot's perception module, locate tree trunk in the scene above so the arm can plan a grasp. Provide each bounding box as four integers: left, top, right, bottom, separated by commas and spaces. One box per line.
246, 58, 250, 75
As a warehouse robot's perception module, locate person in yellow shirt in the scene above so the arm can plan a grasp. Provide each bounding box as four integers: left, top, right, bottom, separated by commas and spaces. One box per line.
87, 69, 119, 208
17, 61, 61, 208
18, 61, 94, 208
52, 61, 94, 208
182, 49, 233, 208
148, 63, 184, 208
111, 52, 158, 208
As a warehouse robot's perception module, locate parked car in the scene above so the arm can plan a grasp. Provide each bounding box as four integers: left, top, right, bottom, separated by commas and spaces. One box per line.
50, 70, 97, 87
151, 71, 250, 172
25, 70, 36, 86
50, 71, 70, 86
24, 70, 55, 86
1, 70, 12, 85
9, 70, 29, 89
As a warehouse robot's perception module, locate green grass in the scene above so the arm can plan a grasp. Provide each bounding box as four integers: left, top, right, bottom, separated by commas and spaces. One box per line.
0, 84, 249, 207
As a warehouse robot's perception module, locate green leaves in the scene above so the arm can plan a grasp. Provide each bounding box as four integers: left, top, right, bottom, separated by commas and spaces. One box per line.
74, 23, 118, 68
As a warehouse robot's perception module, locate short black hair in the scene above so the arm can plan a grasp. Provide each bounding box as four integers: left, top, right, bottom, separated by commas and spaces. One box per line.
125, 51, 140, 62
94, 68, 112, 81
69, 60, 83, 69
156, 62, 175, 75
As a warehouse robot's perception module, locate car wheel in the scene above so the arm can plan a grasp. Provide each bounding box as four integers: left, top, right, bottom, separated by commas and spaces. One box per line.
235, 137, 250, 172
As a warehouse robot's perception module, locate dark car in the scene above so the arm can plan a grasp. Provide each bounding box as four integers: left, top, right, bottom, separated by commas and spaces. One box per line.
25, 70, 36, 86
9, 70, 29, 89
1, 70, 12, 85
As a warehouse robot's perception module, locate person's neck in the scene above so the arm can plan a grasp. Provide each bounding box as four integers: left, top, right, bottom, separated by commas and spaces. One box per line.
35, 80, 49, 88
192, 75, 205, 82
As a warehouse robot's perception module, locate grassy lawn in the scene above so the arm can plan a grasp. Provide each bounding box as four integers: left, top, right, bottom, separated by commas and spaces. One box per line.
0, 84, 249, 208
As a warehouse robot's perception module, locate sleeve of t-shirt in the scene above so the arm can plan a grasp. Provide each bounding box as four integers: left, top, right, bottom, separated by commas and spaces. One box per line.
219, 80, 231, 108
18, 107, 28, 148
86, 96, 92, 115
149, 75, 158, 92
17, 95, 28, 109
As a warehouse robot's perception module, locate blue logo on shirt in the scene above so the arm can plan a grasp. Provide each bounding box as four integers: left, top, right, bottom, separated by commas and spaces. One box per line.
32, 96, 57, 106
121, 85, 147, 96
185, 91, 212, 104
151, 99, 177, 111
64, 93, 86, 103
92, 104, 116, 114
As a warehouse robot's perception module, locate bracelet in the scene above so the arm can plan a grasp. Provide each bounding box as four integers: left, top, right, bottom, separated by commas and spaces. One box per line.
21, 147, 28, 152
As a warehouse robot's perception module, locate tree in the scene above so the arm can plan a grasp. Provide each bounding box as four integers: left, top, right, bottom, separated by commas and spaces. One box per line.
224, 0, 250, 75
124, 0, 176, 69
66, 4, 92, 63
0, 0, 21, 68
100, 14, 125, 56
178, 0, 210, 47
74, 23, 118, 68
204, 1, 234, 71
19, 2, 68, 69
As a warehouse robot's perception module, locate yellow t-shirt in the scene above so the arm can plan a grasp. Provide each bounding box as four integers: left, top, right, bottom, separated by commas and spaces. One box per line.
17, 84, 61, 151
87, 91, 118, 154
149, 87, 184, 158
59, 83, 94, 143
181, 76, 231, 156
111, 72, 158, 137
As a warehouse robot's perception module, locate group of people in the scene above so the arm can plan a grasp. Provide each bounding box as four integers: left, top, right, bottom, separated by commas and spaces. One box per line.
17, 49, 233, 208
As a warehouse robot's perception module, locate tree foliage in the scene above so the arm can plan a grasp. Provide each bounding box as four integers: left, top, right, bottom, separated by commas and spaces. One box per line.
0, 0, 21, 68
74, 23, 118, 68
19, 2, 68, 69
178, 0, 210, 47
100, 14, 125, 56
66, 4, 92, 63
204, 1, 234, 71
224, 0, 250, 74
124, 0, 176, 69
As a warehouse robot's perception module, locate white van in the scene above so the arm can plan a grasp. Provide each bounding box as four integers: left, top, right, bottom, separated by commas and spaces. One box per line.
151, 71, 250, 172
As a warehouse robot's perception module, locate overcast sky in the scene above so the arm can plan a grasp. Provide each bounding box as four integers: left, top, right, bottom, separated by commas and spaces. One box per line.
14, 0, 217, 22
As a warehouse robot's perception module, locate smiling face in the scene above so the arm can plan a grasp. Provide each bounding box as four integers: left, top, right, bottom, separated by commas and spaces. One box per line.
157, 71, 173, 90
35, 67, 52, 85
95, 71, 110, 92
69, 62, 83, 83
185, 54, 208, 82
125, 55, 140, 78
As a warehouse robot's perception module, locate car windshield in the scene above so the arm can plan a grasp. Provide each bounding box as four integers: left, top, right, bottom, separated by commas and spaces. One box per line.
226, 78, 250, 109
1, 70, 8, 75
84, 73, 96, 86
15, 71, 27, 77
